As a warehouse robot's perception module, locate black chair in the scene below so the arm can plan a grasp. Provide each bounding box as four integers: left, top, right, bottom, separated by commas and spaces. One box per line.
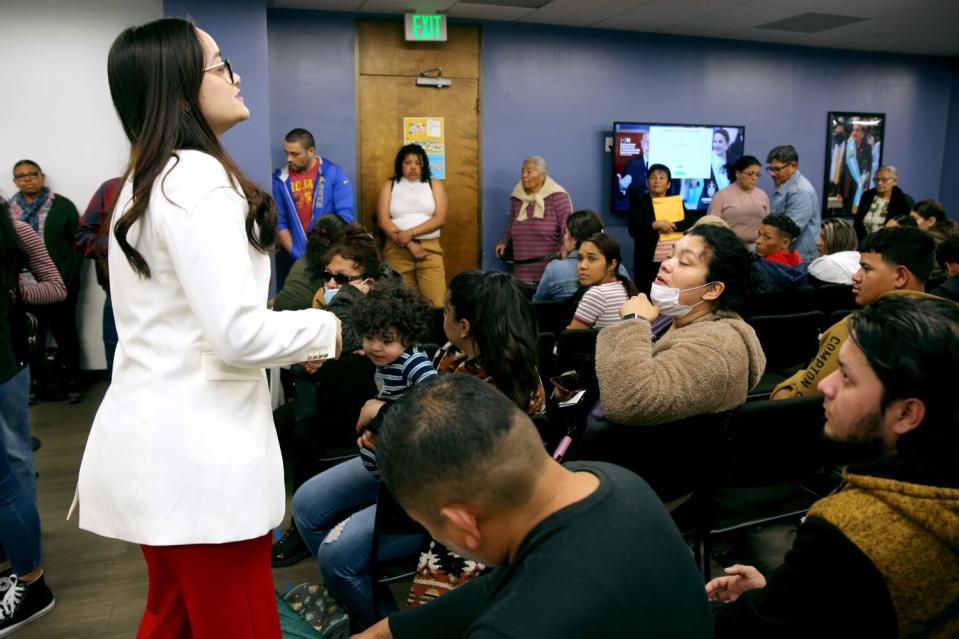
824, 308, 855, 332
698, 395, 853, 578
744, 286, 815, 318
555, 328, 601, 374
532, 299, 575, 337
747, 311, 824, 398
812, 283, 856, 317
577, 410, 732, 506
748, 311, 824, 373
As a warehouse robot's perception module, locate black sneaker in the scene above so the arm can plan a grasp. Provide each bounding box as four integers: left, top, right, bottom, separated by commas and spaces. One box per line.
0, 574, 55, 637
272, 525, 310, 567
66, 381, 82, 404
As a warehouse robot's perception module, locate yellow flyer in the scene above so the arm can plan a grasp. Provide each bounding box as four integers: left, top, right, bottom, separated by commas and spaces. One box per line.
403, 117, 446, 179
652, 195, 685, 241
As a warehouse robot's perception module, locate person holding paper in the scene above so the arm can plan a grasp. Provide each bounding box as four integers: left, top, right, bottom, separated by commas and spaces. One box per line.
627, 164, 700, 295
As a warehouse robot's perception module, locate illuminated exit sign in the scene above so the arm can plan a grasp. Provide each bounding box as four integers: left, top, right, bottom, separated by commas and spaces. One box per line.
404, 13, 447, 42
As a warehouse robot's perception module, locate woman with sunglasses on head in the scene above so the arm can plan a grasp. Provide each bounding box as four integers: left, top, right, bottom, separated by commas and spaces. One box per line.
73, 18, 341, 638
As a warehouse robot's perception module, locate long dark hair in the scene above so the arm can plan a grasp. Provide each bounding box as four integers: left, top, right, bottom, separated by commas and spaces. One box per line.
581, 232, 638, 296
392, 144, 431, 182
107, 18, 275, 278
0, 199, 29, 290
447, 271, 539, 410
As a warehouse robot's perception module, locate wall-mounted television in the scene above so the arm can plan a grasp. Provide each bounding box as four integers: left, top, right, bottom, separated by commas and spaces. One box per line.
611, 121, 746, 213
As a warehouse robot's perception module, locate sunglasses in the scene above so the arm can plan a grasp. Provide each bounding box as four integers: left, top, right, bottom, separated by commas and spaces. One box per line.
323, 270, 366, 286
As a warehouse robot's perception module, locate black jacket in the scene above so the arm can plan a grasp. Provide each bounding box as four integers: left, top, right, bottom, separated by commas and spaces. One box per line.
853, 186, 913, 239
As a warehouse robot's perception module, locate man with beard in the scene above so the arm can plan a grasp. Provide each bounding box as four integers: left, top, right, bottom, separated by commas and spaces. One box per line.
708, 295, 959, 638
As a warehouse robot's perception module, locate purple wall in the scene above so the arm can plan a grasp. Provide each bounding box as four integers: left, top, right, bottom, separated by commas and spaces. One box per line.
939, 63, 959, 216
254, 10, 958, 274
480, 23, 956, 272
164, 0, 273, 190
266, 10, 358, 183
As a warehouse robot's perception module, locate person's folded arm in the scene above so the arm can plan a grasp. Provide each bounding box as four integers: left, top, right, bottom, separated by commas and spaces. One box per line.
389, 573, 495, 639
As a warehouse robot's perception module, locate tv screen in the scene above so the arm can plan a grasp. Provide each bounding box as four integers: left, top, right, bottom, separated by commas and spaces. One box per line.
611, 122, 746, 213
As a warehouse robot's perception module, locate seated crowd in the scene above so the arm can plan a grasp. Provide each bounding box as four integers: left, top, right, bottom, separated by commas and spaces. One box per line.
7, 142, 959, 638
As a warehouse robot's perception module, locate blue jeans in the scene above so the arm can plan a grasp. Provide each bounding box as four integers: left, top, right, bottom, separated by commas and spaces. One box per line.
0, 367, 35, 501
0, 367, 42, 574
292, 457, 424, 628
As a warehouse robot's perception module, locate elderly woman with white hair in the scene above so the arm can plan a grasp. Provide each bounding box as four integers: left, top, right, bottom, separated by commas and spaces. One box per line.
853, 165, 914, 238
495, 156, 573, 284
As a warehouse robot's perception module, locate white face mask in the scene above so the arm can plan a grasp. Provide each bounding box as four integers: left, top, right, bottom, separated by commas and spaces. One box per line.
649, 281, 712, 318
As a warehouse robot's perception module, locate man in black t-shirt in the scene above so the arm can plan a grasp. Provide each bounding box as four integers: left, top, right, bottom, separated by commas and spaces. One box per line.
356, 374, 712, 639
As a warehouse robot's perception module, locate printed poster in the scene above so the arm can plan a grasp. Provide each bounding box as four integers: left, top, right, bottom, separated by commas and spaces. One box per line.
403, 117, 446, 179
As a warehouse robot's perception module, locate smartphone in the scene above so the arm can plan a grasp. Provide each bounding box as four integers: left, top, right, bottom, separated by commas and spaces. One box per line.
550, 372, 585, 394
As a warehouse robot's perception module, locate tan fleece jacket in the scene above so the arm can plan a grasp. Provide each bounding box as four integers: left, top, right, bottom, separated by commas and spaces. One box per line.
809, 471, 959, 638
595, 310, 765, 426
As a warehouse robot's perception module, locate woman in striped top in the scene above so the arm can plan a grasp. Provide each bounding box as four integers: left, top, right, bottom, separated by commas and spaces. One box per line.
568, 232, 638, 330
495, 156, 572, 284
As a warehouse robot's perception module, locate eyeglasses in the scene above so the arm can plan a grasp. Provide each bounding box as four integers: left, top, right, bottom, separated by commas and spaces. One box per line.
739, 171, 761, 179
874, 177, 896, 183
14, 171, 40, 181
765, 164, 790, 174
203, 58, 235, 85
323, 270, 366, 286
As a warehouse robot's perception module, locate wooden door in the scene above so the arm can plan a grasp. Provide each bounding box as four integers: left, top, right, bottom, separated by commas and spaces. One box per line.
356, 20, 481, 281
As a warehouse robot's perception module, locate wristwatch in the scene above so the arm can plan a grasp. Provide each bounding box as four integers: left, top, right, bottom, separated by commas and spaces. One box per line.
622, 313, 642, 321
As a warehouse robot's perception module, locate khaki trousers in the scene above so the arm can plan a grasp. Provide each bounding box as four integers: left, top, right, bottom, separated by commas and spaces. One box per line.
382, 237, 447, 307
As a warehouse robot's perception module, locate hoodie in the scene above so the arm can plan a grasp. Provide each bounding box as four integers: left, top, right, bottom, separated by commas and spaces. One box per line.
714, 448, 959, 638
596, 310, 766, 426
754, 250, 808, 291
811, 446, 959, 637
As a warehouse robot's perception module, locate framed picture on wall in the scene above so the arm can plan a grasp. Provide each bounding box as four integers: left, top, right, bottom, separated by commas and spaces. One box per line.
823, 112, 885, 218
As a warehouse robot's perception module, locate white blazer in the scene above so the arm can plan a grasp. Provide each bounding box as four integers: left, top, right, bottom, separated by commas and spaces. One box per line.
75, 150, 338, 545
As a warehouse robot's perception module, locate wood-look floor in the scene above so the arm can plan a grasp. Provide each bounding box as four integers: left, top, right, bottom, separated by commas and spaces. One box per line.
20, 381, 319, 639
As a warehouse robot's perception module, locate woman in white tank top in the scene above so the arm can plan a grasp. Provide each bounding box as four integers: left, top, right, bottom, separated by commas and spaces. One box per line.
376, 144, 448, 306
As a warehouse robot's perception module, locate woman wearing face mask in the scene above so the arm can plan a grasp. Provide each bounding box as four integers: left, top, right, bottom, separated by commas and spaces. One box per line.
567, 232, 638, 329
595, 225, 765, 426
271, 214, 348, 312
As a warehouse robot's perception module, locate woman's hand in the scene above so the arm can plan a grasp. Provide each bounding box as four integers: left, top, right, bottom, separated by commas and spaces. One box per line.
495, 242, 508, 258
407, 240, 428, 261
357, 399, 386, 432
620, 294, 659, 322
705, 565, 767, 602
395, 229, 414, 247
652, 220, 677, 233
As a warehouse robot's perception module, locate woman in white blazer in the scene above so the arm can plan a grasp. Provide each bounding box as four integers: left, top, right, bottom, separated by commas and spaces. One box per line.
74, 18, 340, 638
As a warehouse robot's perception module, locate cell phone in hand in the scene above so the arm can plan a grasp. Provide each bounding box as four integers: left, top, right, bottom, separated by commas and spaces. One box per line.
550, 372, 585, 394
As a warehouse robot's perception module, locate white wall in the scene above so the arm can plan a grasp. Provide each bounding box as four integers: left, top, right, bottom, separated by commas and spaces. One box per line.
0, 0, 162, 370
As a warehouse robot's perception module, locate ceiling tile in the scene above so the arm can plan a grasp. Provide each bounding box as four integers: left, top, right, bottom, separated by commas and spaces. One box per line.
446, 3, 536, 20
519, 0, 651, 27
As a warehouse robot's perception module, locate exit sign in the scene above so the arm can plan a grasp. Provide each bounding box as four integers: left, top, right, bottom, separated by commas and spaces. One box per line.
404, 13, 447, 42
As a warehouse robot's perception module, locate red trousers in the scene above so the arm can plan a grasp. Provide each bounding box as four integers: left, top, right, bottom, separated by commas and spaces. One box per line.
137, 532, 281, 639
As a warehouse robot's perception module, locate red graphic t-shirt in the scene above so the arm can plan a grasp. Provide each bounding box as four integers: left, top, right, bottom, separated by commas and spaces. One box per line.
288, 158, 320, 231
